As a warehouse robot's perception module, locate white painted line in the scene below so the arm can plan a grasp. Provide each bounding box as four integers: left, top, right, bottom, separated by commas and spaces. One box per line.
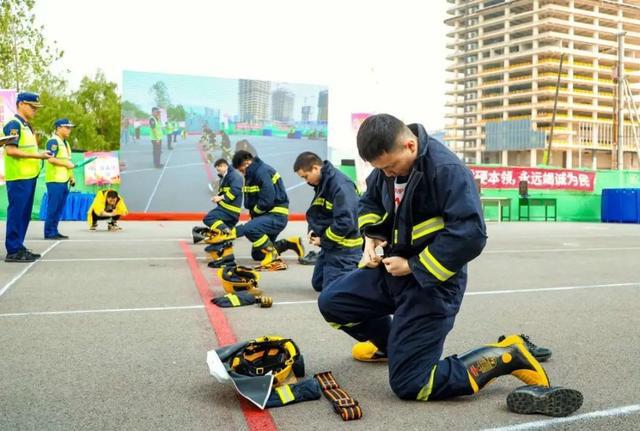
286, 181, 308, 192
39, 256, 211, 262
40, 257, 188, 262
467, 282, 639, 296
26, 238, 189, 243
122, 162, 204, 175
143, 150, 175, 212
274, 300, 317, 306
257, 282, 640, 307
481, 403, 640, 431
0, 241, 61, 298
484, 246, 640, 254
0, 304, 205, 318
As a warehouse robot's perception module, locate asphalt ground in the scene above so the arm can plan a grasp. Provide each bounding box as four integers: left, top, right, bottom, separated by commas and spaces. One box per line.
1, 220, 639, 430
118, 135, 327, 213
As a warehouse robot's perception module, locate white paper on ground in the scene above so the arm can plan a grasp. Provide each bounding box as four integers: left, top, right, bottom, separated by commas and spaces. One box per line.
206, 349, 275, 410
207, 349, 231, 382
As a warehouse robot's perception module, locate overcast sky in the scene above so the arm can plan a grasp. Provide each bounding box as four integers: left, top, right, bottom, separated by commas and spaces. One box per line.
35, 0, 450, 157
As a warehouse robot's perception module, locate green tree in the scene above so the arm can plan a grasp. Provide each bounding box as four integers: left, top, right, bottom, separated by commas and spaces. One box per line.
32, 71, 120, 151
0, 0, 64, 90
167, 104, 186, 121
121, 100, 148, 120
149, 81, 171, 108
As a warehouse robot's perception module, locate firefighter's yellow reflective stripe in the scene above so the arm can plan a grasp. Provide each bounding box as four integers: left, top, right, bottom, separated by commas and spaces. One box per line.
394, 229, 398, 244
243, 185, 260, 193
358, 212, 388, 229
325, 227, 363, 248
312, 198, 333, 210
418, 247, 455, 282
272, 172, 281, 184
211, 220, 224, 230
358, 213, 381, 228
325, 226, 345, 242
253, 205, 265, 214
416, 365, 438, 401
219, 200, 241, 214
270, 206, 289, 216
329, 321, 360, 330
340, 237, 363, 247
411, 216, 445, 241
221, 187, 236, 200
225, 294, 241, 307
275, 385, 295, 404
252, 234, 269, 248
467, 371, 479, 393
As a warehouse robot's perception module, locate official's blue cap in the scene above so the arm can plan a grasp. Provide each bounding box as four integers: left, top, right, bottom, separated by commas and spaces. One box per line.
16, 92, 43, 107
54, 118, 76, 128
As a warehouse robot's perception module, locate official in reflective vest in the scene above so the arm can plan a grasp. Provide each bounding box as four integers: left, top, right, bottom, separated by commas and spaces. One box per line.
165, 120, 174, 150
149, 107, 164, 168
3, 92, 52, 263
44, 118, 76, 240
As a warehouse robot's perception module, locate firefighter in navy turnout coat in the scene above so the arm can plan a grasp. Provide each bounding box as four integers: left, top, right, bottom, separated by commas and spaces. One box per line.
203, 158, 243, 232
318, 114, 551, 402
294, 152, 362, 291
205, 150, 304, 269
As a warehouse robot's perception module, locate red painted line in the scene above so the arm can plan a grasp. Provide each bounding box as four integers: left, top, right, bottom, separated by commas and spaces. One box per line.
179, 240, 278, 431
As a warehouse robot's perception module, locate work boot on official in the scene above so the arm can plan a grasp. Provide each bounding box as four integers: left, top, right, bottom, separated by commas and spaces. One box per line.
507, 385, 583, 417
274, 237, 305, 259
352, 341, 388, 362
498, 333, 552, 362
459, 334, 550, 392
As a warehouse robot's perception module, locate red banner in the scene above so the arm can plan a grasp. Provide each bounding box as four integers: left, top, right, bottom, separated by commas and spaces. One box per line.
468, 166, 596, 192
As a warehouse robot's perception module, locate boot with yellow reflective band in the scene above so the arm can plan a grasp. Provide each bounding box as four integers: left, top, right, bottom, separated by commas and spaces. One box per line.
203, 226, 237, 244
256, 244, 287, 271
216, 264, 262, 296
205, 241, 235, 268
459, 334, 550, 393
274, 237, 305, 259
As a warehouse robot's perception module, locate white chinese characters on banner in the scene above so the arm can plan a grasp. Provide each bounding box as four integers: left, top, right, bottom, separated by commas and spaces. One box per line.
469, 166, 595, 192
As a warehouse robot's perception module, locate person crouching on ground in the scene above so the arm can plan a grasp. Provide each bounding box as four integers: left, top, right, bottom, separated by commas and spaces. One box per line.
87, 189, 128, 231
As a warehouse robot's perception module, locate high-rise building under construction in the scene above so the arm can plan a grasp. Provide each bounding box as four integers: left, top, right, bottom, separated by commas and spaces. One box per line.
445, 0, 640, 169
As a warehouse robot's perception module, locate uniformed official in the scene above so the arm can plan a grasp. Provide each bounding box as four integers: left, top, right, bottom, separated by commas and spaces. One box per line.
3, 92, 52, 262
149, 107, 164, 168
43, 118, 76, 240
